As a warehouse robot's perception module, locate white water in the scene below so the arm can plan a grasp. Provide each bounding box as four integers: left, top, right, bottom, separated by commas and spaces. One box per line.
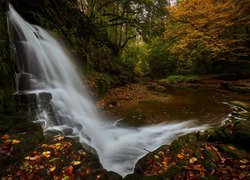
8, 5, 208, 177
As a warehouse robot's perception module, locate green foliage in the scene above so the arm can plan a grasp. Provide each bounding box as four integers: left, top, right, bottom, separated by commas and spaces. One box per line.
121, 42, 149, 76
162, 75, 201, 84
0, 5, 15, 87
148, 38, 176, 78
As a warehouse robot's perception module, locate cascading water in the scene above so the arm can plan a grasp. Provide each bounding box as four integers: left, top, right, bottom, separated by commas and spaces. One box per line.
8, 5, 208, 176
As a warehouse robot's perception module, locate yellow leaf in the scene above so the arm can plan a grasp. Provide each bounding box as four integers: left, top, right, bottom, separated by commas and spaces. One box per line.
72, 161, 81, 166
158, 151, 165, 157
82, 151, 87, 156
189, 157, 197, 164
56, 143, 61, 147
25, 156, 30, 160
42, 151, 51, 158
49, 166, 56, 172
154, 155, 160, 159
240, 165, 247, 169
11, 139, 20, 144
53, 136, 64, 141
239, 159, 248, 164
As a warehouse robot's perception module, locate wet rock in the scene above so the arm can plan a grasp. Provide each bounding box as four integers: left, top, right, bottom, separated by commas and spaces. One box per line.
147, 83, 166, 92
104, 171, 122, 180
14, 92, 52, 120
230, 101, 250, 110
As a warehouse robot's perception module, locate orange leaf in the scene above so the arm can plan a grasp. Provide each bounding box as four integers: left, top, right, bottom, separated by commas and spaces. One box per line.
177, 153, 185, 159
1, 134, 10, 139
64, 166, 73, 176
86, 168, 91, 174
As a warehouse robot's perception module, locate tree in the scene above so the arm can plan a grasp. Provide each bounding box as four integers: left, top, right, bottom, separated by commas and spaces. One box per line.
164, 0, 250, 73
77, 0, 170, 55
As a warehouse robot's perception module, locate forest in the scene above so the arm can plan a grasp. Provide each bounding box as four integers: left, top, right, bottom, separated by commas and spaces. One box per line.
0, 0, 250, 179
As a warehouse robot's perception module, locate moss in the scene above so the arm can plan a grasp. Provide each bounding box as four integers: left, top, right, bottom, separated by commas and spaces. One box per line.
122, 111, 147, 127
0, 122, 44, 176
139, 100, 159, 105
0, 3, 15, 88
161, 75, 201, 85
163, 166, 184, 179
170, 133, 197, 151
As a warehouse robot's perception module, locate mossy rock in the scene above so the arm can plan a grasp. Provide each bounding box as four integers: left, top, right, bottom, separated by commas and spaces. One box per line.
0, 122, 44, 176
233, 121, 250, 150
170, 133, 198, 151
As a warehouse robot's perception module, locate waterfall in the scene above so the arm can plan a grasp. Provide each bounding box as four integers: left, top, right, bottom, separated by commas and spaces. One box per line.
7, 4, 208, 176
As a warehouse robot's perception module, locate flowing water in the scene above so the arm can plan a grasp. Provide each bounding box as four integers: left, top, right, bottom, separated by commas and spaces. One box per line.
8, 5, 214, 176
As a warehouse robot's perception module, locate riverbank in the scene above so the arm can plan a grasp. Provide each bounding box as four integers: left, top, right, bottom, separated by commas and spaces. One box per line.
97, 80, 250, 179
1, 79, 250, 179
125, 102, 250, 179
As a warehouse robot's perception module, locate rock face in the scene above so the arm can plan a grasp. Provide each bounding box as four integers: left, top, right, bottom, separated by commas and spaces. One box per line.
14, 92, 52, 120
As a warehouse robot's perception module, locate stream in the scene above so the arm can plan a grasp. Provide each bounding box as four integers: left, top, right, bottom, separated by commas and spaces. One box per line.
7, 4, 249, 177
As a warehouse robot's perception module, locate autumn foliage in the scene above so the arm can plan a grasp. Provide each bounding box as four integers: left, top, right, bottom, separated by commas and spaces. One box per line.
164, 0, 250, 73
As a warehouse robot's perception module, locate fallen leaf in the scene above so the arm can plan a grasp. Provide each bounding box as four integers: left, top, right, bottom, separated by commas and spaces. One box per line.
53, 136, 64, 141
42, 151, 51, 158
63, 176, 70, 180
154, 155, 160, 159
64, 166, 73, 175
29, 155, 41, 161
239, 159, 248, 164
24, 156, 30, 160
49, 157, 59, 162
1, 134, 10, 139
82, 151, 87, 156
86, 168, 91, 174
96, 174, 101, 179
177, 153, 185, 159
228, 146, 236, 150
189, 157, 197, 164
240, 165, 247, 169
158, 151, 165, 157
49, 166, 56, 172
72, 161, 81, 166
11, 139, 20, 144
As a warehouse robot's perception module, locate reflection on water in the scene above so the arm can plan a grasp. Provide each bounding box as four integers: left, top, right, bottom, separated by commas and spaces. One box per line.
109, 87, 249, 127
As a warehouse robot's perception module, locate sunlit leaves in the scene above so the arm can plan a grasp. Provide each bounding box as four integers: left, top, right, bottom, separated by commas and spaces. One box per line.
2, 135, 106, 179
142, 141, 250, 178
164, 0, 249, 66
